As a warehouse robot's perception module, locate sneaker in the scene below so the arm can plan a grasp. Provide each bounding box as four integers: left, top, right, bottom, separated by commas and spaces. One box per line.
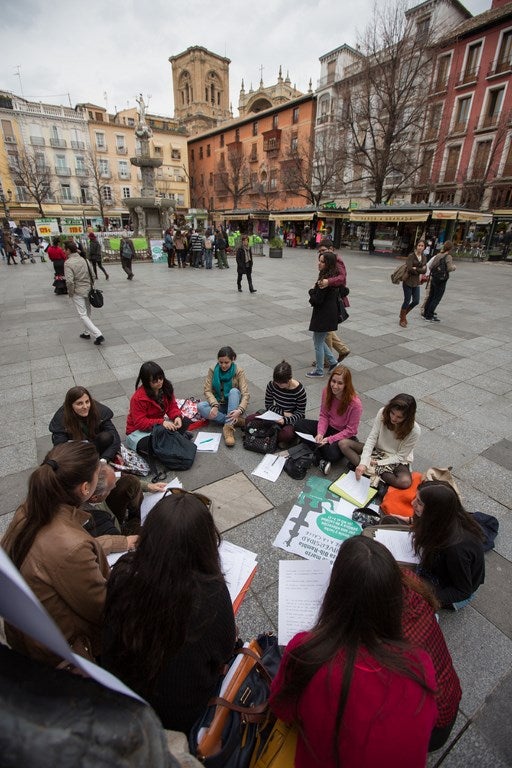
319, 459, 331, 476
93, 335, 105, 345
306, 370, 324, 377
328, 362, 339, 372
223, 423, 235, 447
79, 333, 91, 340
431, 316, 441, 322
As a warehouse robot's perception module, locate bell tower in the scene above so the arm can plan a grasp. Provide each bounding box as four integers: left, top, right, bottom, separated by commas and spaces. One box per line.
170, 46, 231, 134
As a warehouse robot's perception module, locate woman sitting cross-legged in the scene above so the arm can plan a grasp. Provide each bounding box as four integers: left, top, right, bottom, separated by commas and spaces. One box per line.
245, 360, 307, 449
342, 393, 420, 493
102, 489, 237, 735
2, 442, 108, 666
197, 345, 250, 447
412, 480, 486, 611
125, 361, 190, 455
49, 385, 121, 461
269, 536, 437, 768
294, 365, 362, 475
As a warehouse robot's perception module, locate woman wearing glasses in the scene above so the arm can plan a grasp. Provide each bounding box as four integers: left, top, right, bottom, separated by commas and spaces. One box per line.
125, 361, 190, 454
102, 489, 236, 734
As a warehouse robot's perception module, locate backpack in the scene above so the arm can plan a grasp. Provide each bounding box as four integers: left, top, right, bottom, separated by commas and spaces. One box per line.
150, 425, 197, 470
243, 419, 280, 454
216, 235, 227, 250
283, 443, 317, 480
430, 255, 449, 283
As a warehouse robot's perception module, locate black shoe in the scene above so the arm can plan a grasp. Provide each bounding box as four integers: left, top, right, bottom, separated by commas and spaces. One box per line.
250, 289, 257, 293
238, 287, 242, 292
79, 333, 91, 340
319, 459, 331, 476
94, 335, 105, 345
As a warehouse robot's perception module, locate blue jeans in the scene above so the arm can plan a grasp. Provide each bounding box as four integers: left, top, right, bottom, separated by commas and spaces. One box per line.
197, 388, 241, 424
401, 284, 420, 311
312, 332, 337, 374
204, 250, 213, 269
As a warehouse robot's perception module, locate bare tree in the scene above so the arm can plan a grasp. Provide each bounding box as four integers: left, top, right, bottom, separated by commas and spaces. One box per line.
84, 149, 109, 224
10, 147, 56, 216
341, 1, 435, 209
281, 125, 348, 207
216, 141, 252, 209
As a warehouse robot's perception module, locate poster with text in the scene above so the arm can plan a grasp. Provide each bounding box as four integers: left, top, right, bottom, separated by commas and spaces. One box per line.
273, 477, 362, 565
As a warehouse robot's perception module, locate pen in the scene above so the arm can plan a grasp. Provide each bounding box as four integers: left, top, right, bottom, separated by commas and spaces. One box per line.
271, 455, 278, 465
200, 438, 213, 444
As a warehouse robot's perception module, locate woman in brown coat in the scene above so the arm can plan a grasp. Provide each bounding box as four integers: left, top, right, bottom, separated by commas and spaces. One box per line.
399, 240, 427, 327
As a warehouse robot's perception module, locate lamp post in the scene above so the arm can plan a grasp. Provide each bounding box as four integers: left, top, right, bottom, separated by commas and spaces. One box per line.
0, 187, 12, 229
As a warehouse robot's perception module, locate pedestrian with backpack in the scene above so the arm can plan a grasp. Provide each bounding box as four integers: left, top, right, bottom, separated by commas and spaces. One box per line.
423, 242, 455, 322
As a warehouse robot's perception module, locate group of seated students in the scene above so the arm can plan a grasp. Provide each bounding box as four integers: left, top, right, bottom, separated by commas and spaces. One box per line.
0, 347, 488, 763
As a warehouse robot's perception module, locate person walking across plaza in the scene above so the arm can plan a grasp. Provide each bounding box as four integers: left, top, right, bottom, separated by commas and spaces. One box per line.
215, 228, 229, 269
306, 250, 339, 377
399, 239, 427, 327
88, 233, 109, 280
64, 241, 105, 345
316, 240, 351, 363
236, 235, 256, 292
424, 241, 456, 322
119, 232, 135, 280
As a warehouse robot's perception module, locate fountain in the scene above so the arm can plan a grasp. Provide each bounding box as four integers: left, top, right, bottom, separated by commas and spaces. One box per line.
123, 94, 175, 238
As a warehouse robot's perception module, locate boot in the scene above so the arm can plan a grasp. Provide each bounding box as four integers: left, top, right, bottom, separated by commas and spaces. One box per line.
223, 423, 235, 447
405, 305, 414, 315
399, 309, 407, 327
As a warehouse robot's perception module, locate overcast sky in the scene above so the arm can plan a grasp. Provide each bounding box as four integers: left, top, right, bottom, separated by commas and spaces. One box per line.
1, 0, 491, 118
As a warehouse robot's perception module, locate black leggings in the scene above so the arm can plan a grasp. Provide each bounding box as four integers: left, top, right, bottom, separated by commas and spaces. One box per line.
93, 431, 115, 459
294, 418, 355, 464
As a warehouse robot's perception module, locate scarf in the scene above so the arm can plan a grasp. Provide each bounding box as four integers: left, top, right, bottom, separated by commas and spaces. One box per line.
212, 363, 235, 403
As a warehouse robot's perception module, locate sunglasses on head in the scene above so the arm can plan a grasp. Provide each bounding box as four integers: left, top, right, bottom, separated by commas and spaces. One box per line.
163, 487, 212, 511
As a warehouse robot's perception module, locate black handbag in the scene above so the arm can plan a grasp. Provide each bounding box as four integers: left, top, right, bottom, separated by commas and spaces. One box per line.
84, 257, 104, 308
243, 419, 279, 454
189, 633, 282, 768
150, 425, 197, 470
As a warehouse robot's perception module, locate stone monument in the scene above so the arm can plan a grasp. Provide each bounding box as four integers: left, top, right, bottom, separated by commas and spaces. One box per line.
123, 94, 175, 238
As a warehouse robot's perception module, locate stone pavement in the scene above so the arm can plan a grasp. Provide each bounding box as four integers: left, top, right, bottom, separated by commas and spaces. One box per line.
1, 246, 511, 766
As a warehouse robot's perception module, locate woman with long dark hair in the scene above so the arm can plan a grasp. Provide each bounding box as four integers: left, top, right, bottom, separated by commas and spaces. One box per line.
294, 365, 362, 474
306, 250, 340, 378
102, 490, 236, 734
2, 441, 108, 665
49, 385, 121, 461
412, 480, 485, 609
270, 537, 437, 767
342, 393, 420, 491
197, 345, 250, 447
399, 239, 427, 327
125, 361, 189, 454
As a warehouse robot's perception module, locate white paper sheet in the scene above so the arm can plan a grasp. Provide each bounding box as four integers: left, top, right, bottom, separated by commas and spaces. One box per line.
194, 431, 222, 452
0, 548, 144, 703
255, 410, 283, 422
251, 453, 286, 482
332, 470, 371, 506
374, 529, 420, 564
219, 540, 258, 604
295, 431, 317, 443
140, 477, 182, 523
278, 560, 332, 645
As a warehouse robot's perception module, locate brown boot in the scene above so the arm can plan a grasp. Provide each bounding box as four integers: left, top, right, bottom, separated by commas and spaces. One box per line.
223, 423, 235, 447
338, 350, 350, 362
399, 309, 408, 327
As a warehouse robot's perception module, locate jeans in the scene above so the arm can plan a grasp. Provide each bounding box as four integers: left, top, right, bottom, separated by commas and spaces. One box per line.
312, 332, 337, 373
204, 250, 213, 269
197, 388, 241, 425
401, 284, 420, 311
71, 295, 102, 339
424, 281, 447, 318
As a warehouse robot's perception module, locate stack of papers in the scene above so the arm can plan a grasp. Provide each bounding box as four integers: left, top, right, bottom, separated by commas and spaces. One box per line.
278, 560, 331, 645
140, 477, 183, 524
252, 453, 286, 482
329, 470, 377, 507
219, 541, 258, 613
195, 432, 222, 452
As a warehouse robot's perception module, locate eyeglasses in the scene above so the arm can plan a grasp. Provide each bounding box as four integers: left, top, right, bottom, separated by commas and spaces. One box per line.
163, 487, 212, 511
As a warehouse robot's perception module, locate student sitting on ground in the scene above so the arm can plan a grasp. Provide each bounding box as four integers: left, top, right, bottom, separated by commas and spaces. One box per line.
102, 489, 237, 735
294, 365, 362, 475
270, 536, 437, 768
342, 393, 420, 494
2, 442, 108, 665
197, 345, 250, 447
245, 361, 307, 448
49, 386, 121, 461
412, 480, 485, 610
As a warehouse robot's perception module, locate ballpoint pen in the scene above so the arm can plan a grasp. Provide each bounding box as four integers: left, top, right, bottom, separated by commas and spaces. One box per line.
200, 438, 214, 444
271, 455, 278, 465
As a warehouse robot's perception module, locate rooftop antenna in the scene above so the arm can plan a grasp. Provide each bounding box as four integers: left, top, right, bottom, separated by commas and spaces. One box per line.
104, 91, 108, 111
14, 65, 24, 98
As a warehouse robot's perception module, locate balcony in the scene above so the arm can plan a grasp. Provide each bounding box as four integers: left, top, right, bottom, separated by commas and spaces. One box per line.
116, 146, 128, 154
50, 138, 67, 148
4, 135, 17, 144
55, 166, 72, 176
30, 136, 45, 146
71, 140, 86, 150
60, 195, 80, 205
75, 167, 89, 177
95, 144, 108, 152
103, 198, 115, 207
430, 77, 448, 94
249, 153, 259, 163
488, 58, 512, 77
480, 114, 500, 129
457, 66, 479, 86
118, 171, 131, 180
36, 165, 51, 174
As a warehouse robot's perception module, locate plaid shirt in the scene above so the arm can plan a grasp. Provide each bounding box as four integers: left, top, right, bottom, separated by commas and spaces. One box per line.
403, 574, 462, 727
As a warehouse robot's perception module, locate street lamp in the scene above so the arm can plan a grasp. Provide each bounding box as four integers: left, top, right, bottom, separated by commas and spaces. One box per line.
0, 188, 12, 228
